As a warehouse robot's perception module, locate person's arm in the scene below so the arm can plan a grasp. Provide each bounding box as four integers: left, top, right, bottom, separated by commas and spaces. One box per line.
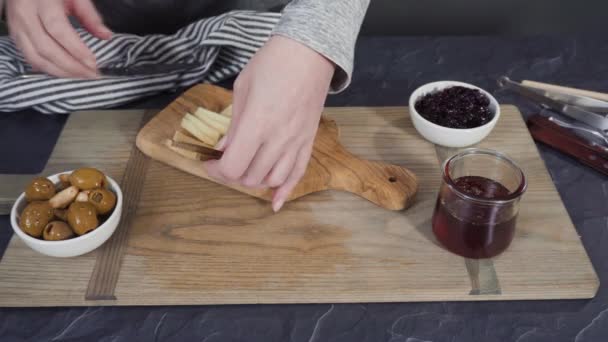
272, 0, 370, 93
206, 1, 371, 211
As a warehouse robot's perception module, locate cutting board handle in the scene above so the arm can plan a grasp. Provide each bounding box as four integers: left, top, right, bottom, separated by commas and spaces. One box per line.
324, 148, 418, 210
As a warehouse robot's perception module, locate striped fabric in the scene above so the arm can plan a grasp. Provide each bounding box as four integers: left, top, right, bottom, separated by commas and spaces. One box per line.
0, 11, 281, 114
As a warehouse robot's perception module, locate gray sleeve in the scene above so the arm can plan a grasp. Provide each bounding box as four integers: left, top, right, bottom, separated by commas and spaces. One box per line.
272, 0, 370, 93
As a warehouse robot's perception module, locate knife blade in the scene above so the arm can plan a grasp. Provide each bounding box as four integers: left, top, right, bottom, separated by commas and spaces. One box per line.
541, 89, 608, 114
20, 63, 200, 78
171, 141, 224, 159
498, 76, 608, 131
164, 139, 223, 161
98, 63, 199, 76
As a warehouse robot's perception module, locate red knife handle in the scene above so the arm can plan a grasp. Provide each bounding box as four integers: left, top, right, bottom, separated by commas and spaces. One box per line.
527, 115, 608, 176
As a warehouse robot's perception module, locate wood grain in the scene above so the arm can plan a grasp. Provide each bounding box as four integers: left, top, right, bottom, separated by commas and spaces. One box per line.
0, 111, 144, 214
0, 104, 599, 306
86, 111, 155, 300
136, 85, 418, 211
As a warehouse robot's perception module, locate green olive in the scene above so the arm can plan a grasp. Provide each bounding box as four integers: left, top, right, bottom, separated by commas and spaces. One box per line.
25, 177, 56, 202
69, 168, 106, 190
42, 221, 75, 241
19, 201, 54, 238
67, 202, 99, 235
88, 188, 116, 215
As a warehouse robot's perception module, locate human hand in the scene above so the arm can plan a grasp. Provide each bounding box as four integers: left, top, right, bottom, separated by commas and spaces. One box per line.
6, 0, 112, 78
205, 35, 335, 212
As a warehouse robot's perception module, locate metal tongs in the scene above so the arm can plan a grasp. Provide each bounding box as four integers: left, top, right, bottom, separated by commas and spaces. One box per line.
499, 77, 608, 176
498, 76, 608, 145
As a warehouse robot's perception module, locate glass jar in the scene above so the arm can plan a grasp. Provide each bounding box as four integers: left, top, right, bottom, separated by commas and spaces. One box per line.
432, 148, 527, 259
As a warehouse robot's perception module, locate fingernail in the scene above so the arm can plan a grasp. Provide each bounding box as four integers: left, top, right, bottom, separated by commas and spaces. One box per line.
272, 197, 285, 213
215, 136, 228, 151
99, 26, 113, 38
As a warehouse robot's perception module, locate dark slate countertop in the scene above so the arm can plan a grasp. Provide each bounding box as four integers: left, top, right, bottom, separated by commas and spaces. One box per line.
1, 36, 607, 342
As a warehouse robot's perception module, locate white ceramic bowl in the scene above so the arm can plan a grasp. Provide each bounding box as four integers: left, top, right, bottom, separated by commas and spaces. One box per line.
10, 171, 123, 258
408, 81, 500, 148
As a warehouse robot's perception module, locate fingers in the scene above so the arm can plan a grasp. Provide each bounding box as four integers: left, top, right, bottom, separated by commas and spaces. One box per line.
39, 1, 97, 70
206, 75, 257, 182
221, 75, 249, 148
204, 76, 248, 181
272, 142, 313, 212
27, 15, 97, 78
68, 0, 112, 39
265, 148, 298, 188
8, 0, 98, 78
204, 71, 314, 212
16, 33, 73, 78
206, 115, 261, 182
241, 141, 288, 188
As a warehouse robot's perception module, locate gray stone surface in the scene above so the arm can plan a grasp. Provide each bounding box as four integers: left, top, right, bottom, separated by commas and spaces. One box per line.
1, 36, 607, 341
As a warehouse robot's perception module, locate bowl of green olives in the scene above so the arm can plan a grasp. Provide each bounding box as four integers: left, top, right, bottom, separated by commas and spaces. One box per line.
10, 168, 123, 257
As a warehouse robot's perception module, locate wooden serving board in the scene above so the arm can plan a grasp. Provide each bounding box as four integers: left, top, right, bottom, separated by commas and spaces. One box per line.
136, 85, 418, 211
0, 101, 599, 306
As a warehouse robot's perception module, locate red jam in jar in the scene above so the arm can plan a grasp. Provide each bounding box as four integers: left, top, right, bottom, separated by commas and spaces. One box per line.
432, 149, 527, 259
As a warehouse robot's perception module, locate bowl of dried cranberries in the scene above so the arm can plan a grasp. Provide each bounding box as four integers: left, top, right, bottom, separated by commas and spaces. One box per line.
409, 81, 500, 147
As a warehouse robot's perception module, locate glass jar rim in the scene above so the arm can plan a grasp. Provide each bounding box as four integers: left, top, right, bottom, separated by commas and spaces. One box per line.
442, 148, 528, 204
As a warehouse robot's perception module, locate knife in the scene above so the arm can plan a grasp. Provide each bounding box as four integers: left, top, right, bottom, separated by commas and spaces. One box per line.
164, 139, 223, 161
498, 76, 608, 131
527, 115, 608, 176
171, 141, 223, 159
20, 63, 200, 79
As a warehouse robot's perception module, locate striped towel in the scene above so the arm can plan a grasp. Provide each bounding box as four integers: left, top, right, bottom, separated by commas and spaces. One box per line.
0, 11, 281, 114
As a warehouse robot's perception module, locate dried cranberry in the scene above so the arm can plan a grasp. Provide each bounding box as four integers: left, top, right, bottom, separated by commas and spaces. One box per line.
414, 86, 494, 129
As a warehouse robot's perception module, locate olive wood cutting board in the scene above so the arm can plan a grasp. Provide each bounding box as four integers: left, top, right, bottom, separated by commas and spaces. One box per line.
0, 92, 599, 306
135, 85, 418, 211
